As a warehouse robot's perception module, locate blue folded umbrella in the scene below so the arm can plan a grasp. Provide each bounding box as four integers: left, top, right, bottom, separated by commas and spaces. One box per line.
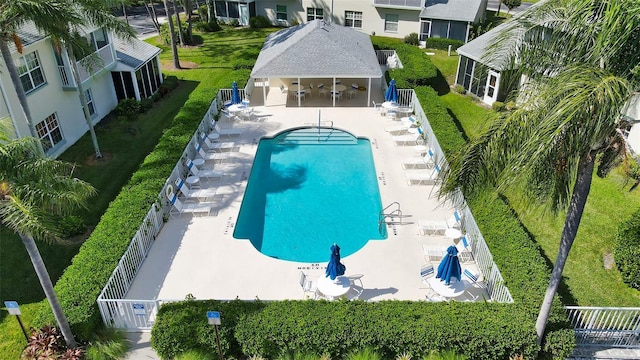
231, 81, 241, 105
384, 79, 398, 103
436, 245, 462, 285
326, 243, 346, 280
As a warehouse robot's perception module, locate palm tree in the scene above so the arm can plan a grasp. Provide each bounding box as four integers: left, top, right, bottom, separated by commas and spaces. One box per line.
0, 0, 84, 155
0, 123, 96, 348
439, 0, 640, 345
163, 0, 182, 69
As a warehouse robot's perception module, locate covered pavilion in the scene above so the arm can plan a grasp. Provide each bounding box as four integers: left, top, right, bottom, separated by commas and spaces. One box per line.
250, 19, 384, 107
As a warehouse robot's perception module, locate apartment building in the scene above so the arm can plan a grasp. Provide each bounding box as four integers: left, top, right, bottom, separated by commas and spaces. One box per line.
213, 0, 487, 43
0, 23, 162, 157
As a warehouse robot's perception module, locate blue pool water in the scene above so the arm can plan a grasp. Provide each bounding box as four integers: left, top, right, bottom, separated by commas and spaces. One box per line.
234, 128, 386, 262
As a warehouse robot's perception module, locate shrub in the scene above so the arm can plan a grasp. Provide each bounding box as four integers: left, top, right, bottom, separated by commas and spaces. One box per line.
115, 98, 140, 117
506, 101, 517, 111
453, 85, 466, 94
139, 98, 154, 113
371, 37, 439, 88
194, 21, 221, 32
249, 16, 271, 29
492, 101, 506, 112
58, 215, 86, 239
425, 38, 464, 51
615, 209, 640, 290
22, 325, 85, 360
197, 5, 209, 23
403, 32, 419, 46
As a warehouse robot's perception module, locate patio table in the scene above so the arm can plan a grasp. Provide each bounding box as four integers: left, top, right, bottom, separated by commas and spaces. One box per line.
227, 104, 246, 114
382, 101, 399, 109
426, 277, 466, 298
331, 84, 347, 92
290, 85, 305, 92
317, 275, 350, 299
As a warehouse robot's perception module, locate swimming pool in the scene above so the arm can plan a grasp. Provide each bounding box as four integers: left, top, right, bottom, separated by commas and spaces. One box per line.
234, 127, 386, 262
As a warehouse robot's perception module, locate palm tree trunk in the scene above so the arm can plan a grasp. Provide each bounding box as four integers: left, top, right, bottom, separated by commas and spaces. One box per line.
67, 47, 102, 158
19, 233, 77, 348
535, 151, 596, 345
163, 0, 182, 69
497, 0, 502, 15
172, 0, 185, 47
0, 41, 45, 155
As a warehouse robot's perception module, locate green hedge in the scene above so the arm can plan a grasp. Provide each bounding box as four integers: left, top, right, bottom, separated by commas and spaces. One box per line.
371, 37, 438, 89
153, 299, 539, 360
615, 209, 640, 290
425, 38, 464, 51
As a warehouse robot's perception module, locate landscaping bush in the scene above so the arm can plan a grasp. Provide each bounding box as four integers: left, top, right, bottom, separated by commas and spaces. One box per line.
615, 209, 640, 290
372, 37, 439, 88
425, 38, 464, 51
194, 20, 222, 32
404, 32, 419, 46
249, 15, 271, 29
115, 98, 141, 117
58, 215, 87, 239
492, 101, 506, 112
453, 84, 466, 94
197, 5, 209, 23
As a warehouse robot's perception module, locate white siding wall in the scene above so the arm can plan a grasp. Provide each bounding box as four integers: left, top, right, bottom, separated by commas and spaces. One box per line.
256, 1, 422, 39
0, 36, 118, 157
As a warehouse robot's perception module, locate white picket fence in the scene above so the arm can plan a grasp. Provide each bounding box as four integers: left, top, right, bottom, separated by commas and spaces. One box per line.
566, 306, 640, 347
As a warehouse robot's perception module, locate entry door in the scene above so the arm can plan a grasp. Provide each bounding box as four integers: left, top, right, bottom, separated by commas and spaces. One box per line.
483, 70, 500, 105
239, 4, 249, 26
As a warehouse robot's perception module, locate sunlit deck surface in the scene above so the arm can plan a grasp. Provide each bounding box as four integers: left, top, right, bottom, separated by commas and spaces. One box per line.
125, 88, 483, 302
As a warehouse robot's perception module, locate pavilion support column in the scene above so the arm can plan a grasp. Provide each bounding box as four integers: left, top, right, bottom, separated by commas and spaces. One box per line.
297, 76, 301, 107
262, 78, 267, 106
332, 77, 336, 107
367, 78, 372, 107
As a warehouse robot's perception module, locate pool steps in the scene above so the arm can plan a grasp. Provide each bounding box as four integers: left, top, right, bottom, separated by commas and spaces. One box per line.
275, 128, 358, 145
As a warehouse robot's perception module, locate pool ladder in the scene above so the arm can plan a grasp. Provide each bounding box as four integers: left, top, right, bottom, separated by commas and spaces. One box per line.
378, 202, 403, 232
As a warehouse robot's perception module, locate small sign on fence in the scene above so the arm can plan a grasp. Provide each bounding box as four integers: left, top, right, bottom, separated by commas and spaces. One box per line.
207, 311, 221, 325
132, 303, 146, 315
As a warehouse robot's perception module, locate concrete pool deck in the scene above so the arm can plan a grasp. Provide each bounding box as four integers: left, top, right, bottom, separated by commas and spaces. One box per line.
125, 102, 481, 302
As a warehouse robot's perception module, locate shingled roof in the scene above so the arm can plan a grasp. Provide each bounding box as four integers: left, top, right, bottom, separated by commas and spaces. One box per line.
250, 20, 382, 79
113, 37, 161, 71
420, 0, 484, 23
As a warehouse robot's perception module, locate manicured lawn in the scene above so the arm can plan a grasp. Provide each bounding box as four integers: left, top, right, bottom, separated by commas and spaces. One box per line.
428, 45, 640, 307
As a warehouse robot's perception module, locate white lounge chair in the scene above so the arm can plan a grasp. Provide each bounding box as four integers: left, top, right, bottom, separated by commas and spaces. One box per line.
214, 122, 242, 138
174, 178, 219, 201
417, 209, 463, 235
167, 188, 213, 218
299, 271, 318, 299
405, 164, 441, 185
199, 133, 235, 152
392, 128, 423, 146
422, 245, 448, 259
402, 149, 436, 170
187, 158, 225, 180
194, 143, 232, 163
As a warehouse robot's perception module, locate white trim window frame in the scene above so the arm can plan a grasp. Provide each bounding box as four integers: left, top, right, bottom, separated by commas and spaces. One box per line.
36, 113, 64, 151
385, 14, 399, 33
85, 88, 96, 118
345, 11, 363, 29
18, 51, 46, 94
276, 5, 287, 22
307, 7, 323, 21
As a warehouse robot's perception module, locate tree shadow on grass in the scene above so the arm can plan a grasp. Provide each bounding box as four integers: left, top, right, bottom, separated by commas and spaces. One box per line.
497, 193, 579, 306
432, 69, 452, 96
446, 109, 470, 143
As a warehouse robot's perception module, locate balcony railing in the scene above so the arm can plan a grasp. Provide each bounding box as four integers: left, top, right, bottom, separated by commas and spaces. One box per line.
373, 0, 423, 9
58, 45, 116, 89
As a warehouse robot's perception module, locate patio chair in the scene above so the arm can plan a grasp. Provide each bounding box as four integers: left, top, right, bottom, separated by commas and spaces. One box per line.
214, 122, 243, 138
462, 268, 484, 289
401, 147, 436, 169
386, 109, 398, 120
347, 83, 359, 98
299, 271, 318, 299
405, 165, 441, 186
166, 187, 213, 218
417, 208, 462, 235
294, 90, 306, 101
279, 84, 288, 98
347, 274, 364, 288
318, 83, 329, 97
219, 109, 239, 122
174, 177, 219, 201
344, 285, 364, 300
392, 128, 423, 146
194, 143, 232, 163
331, 91, 342, 102
199, 133, 235, 152
456, 234, 474, 263
187, 158, 225, 180
307, 83, 314, 97
238, 107, 254, 121
420, 263, 435, 282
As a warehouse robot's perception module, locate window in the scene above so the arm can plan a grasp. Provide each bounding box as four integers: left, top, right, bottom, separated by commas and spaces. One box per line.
215, 1, 227, 17
307, 7, 323, 21
345, 11, 362, 28
18, 52, 45, 93
89, 28, 109, 50
36, 114, 63, 152
276, 5, 287, 21
385, 14, 399, 33
85, 89, 96, 117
